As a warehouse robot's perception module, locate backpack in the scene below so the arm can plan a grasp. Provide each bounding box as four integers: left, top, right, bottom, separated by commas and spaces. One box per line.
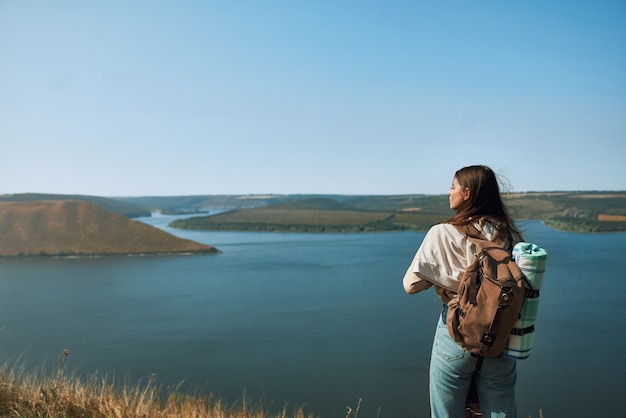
446, 225, 533, 369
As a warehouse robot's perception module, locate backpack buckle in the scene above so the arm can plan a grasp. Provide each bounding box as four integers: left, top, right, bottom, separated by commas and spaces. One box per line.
481, 333, 495, 347
499, 287, 513, 307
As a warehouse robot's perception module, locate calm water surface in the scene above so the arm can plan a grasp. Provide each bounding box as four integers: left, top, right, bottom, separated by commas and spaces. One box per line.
0, 216, 624, 417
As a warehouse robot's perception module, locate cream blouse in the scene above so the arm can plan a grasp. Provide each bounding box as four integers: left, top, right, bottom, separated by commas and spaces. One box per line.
403, 221, 498, 303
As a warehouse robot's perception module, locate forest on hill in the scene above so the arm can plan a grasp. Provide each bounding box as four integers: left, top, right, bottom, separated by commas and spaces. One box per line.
160, 192, 626, 233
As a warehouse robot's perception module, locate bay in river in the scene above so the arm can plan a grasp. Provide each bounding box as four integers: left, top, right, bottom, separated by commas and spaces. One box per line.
0, 216, 624, 417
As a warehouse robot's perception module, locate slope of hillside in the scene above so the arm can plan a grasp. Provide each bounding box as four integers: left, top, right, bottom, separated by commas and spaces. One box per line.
0, 200, 220, 257
169, 198, 417, 232
0, 193, 151, 218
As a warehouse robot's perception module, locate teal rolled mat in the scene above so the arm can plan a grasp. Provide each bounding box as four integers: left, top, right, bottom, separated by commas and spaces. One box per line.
505, 242, 548, 360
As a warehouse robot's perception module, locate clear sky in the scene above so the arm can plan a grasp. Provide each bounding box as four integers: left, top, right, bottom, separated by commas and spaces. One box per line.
1, 1, 625, 196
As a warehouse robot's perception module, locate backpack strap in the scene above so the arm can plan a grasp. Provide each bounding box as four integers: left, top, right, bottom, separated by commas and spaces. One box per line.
450, 307, 463, 342
465, 236, 504, 306
511, 324, 535, 336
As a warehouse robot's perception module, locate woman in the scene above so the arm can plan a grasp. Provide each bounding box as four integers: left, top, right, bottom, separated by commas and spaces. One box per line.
403, 165, 523, 418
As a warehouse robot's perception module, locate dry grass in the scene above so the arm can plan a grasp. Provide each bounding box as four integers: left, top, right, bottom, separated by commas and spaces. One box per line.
0, 350, 320, 418
0, 350, 543, 418
0, 200, 219, 256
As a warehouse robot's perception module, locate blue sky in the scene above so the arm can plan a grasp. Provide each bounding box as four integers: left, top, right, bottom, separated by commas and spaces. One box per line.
1, 1, 625, 196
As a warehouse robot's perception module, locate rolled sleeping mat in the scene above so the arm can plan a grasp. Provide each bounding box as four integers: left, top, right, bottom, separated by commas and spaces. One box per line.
513, 242, 547, 289
505, 242, 548, 360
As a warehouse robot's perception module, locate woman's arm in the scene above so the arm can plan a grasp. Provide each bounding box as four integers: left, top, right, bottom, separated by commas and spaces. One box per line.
403, 254, 433, 294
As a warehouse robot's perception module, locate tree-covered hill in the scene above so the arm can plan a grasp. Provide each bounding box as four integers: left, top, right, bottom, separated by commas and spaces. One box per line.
505, 192, 626, 232
169, 198, 407, 232
165, 192, 626, 233
115, 194, 284, 212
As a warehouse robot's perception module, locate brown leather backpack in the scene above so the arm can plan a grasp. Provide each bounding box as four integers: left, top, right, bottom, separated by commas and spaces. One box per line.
447, 225, 532, 369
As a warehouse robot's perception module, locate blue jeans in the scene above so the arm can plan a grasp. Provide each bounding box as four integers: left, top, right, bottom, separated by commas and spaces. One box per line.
430, 315, 518, 418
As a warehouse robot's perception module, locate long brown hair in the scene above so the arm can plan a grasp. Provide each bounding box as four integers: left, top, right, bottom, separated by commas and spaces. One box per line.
446, 165, 523, 243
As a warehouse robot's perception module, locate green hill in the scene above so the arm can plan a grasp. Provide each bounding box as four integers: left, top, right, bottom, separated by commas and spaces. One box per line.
169, 197, 407, 232
167, 192, 626, 233
0, 193, 151, 218
0, 200, 220, 257
115, 194, 283, 212
169, 197, 449, 232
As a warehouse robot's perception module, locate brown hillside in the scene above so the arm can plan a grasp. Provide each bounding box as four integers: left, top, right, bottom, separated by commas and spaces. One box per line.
0, 200, 220, 257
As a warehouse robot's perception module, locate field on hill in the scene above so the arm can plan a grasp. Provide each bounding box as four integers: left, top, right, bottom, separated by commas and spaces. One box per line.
164, 192, 626, 233
167, 197, 449, 232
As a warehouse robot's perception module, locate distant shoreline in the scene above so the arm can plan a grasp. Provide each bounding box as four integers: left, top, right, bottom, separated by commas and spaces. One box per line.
0, 249, 221, 259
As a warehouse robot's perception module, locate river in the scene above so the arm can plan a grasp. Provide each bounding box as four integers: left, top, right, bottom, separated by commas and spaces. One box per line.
0, 216, 623, 417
